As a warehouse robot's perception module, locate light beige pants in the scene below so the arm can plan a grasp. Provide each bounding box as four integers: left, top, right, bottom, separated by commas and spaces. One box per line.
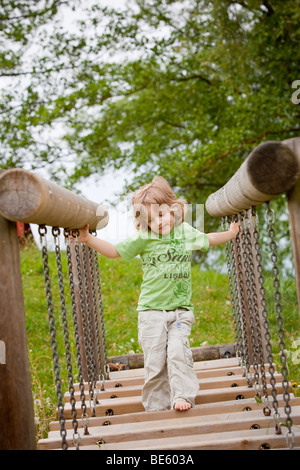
138, 308, 199, 411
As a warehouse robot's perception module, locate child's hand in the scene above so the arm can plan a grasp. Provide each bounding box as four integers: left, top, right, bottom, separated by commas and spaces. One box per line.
229, 221, 240, 239
78, 224, 90, 243
68, 224, 90, 244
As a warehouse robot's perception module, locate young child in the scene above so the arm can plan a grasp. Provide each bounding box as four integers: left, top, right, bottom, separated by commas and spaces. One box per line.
75, 176, 239, 412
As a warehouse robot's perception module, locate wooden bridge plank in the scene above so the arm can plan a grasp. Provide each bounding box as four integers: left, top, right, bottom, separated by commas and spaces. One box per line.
73, 365, 246, 390
63, 432, 300, 451
61, 382, 289, 419
68, 372, 283, 401
107, 357, 240, 380
39, 402, 300, 450
91, 427, 300, 451
49, 394, 296, 431
73, 362, 277, 391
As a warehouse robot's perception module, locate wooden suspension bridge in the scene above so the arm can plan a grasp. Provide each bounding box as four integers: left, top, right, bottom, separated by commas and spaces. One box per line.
38, 356, 300, 450
0, 137, 300, 450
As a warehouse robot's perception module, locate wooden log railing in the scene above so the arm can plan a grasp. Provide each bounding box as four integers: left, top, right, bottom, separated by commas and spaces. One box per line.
205, 139, 299, 216
0, 168, 109, 230
205, 137, 300, 365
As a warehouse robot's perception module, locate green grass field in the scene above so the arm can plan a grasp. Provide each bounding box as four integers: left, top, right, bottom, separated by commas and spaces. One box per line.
20, 244, 300, 440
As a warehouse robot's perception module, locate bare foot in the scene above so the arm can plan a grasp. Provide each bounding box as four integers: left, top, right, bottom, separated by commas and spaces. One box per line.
174, 400, 192, 411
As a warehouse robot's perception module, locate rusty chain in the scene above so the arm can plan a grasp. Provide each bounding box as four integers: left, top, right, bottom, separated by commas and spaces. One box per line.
38, 225, 68, 450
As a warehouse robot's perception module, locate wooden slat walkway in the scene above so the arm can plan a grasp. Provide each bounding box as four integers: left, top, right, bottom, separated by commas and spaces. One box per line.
38, 358, 300, 450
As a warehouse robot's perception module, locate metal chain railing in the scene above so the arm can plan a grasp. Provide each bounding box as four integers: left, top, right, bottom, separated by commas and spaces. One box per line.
242, 211, 267, 398
80, 242, 98, 416
223, 216, 244, 363
250, 206, 272, 417
38, 225, 108, 449
92, 230, 109, 380
224, 201, 295, 448
64, 229, 90, 437
38, 225, 68, 450
236, 213, 253, 384
52, 227, 80, 449
265, 202, 295, 448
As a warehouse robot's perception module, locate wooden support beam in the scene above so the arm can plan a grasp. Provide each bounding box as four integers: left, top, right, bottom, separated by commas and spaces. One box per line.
284, 137, 300, 316
205, 140, 300, 217
106, 343, 236, 370
0, 216, 36, 450
0, 168, 109, 230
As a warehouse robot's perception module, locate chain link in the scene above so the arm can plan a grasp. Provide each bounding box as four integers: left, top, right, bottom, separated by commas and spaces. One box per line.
73, 235, 97, 417
223, 205, 295, 439
81, 243, 98, 414
52, 227, 80, 449
242, 210, 268, 398
38, 225, 68, 450
223, 216, 244, 363
38, 225, 114, 445
266, 202, 294, 445
236, 212, 253, 385
92, 230, 109, 379
250, 207, 272, 417
64, 229, 90, 436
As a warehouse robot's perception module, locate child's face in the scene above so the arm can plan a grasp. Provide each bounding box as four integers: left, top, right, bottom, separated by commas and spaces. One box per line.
146, 204, 175, 235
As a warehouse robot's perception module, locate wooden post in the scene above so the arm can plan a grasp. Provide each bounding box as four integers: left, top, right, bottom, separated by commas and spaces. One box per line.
0, 216, 36, 450
283, 137, 300, 316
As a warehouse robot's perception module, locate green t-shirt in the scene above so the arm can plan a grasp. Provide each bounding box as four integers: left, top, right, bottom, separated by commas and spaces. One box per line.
115, 222, 209, 312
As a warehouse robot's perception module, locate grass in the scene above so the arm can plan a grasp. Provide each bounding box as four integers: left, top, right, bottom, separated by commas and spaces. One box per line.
20, 243, 300, 441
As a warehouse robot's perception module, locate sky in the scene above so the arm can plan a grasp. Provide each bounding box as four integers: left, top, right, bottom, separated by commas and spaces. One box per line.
76, 168, 136, 243
30, 166, 136, 249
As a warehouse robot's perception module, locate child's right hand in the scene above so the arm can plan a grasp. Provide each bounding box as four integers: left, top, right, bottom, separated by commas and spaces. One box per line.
78, 224, 90, 243
68, 224, 90, 244
229, 221, 240, 239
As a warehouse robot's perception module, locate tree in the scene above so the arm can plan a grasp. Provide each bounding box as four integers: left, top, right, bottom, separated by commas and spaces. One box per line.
0, 0, 116, 180
1, 1, 299, 210
63, 0, 300, 203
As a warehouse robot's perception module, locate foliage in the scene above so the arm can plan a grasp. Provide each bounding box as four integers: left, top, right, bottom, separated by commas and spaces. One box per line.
65, 0, 300, 202
0, 0, 111, 176
1, 0, 299, 196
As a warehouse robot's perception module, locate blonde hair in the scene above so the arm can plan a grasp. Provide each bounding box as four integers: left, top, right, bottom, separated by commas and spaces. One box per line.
132, 176, 186, 231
